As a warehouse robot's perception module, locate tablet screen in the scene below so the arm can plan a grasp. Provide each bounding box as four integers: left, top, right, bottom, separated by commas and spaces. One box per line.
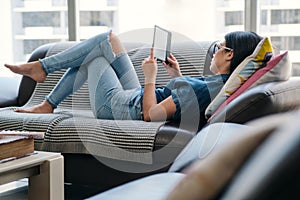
152, 25, 172, 62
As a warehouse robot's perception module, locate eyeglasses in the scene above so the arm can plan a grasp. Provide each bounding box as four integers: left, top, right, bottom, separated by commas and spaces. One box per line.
213, 42, 233, 54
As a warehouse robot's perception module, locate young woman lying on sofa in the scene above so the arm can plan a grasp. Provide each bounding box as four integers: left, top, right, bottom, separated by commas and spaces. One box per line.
4, 30, 262, 128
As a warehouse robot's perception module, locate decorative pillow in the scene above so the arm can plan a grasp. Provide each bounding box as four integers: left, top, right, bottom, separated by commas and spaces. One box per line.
205, 37, 273, 119
208, 51, 291, 120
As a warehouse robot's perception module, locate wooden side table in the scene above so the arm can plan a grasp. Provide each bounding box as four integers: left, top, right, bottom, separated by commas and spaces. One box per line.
0, 151, 64, 200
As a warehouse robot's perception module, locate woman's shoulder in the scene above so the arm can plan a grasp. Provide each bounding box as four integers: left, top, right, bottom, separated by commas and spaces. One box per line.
166, 74, 229, 89
204, 74, 230, 83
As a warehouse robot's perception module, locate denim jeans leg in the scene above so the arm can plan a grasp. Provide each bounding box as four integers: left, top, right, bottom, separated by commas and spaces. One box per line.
98, 37, 141, 90
86, 56, 142, 120
40, 30, 112, 74
43, 30, 112, 107
42, 30, 141, 113
87, 57, 123, 118
110, 53, 141, 90
46, 65, 88, 108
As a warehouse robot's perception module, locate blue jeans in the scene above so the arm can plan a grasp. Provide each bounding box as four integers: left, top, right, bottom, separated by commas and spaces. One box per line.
39, 30, 143, 120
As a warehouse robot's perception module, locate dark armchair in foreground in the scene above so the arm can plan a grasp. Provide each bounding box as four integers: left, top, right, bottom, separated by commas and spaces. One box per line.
87, 110, 300, 200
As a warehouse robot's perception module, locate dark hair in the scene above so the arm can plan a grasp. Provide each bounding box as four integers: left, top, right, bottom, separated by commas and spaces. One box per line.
225, 31, 263, 73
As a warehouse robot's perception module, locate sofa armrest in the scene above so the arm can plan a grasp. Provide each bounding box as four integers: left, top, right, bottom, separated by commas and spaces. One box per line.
0, 43, 57, 107
168, 122, 249, 172
0, 76, 22, 107
209, 77, 300, 124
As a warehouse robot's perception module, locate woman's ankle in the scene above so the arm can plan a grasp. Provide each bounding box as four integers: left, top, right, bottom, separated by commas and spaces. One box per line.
42, 100, 54, 113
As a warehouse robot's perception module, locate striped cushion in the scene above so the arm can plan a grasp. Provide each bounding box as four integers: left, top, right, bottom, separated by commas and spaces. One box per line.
36, 117, 163, 163
0, 40, 211, 161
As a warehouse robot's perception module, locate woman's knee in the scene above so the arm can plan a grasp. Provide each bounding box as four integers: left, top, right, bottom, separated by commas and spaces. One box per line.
109, 32, 126, 55
88, 57, 109, 71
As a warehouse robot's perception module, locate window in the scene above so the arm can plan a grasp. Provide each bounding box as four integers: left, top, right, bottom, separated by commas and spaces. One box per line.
259, 0, 300, 76
52, 0, 66, 6
22, 12, 61, 27
271, 36, 300, 51
292, 63, 300, 75
1, 0, 299, 77
261, 10, 267, 25
271, 9, 300, 24
9, 0, 69, 63
216, 0, 244, 36
77, 0, 118, 40
225, 11, 243, 26
80, 11, 114, 27
117, 0, 226, 42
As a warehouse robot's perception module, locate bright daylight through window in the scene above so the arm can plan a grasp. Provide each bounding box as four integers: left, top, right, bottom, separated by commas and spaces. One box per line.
0, 0, 299, 77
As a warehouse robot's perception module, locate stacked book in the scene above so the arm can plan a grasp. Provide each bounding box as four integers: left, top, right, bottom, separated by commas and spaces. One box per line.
0, 130, 44, 162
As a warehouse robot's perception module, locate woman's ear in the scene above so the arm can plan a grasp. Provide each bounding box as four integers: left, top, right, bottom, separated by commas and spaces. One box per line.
225, 51, 234, 61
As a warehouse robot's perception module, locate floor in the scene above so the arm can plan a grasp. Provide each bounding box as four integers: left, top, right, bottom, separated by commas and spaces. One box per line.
0, 179, 103, 200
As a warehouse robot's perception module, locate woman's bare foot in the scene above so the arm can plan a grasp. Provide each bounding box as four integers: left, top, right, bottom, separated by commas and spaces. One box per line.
4, 61, 47, 83
15, 100, 54, 114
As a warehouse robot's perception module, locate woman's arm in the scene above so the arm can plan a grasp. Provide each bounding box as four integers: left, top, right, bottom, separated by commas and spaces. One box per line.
143, 95, 176, 122
143, 86, 176, 122
142, 48, 176, 122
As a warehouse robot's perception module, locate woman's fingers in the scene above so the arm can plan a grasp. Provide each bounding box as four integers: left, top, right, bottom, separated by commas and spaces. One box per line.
142, 48, 157, 67
170, 53, 178, 62
170, 53, 176, 60
150, 47, 155, 59
167, 57, 176, 66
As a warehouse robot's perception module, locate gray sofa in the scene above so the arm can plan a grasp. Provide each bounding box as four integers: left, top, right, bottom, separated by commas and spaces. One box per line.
87, 110, 300, 200
1, 40, 300, 192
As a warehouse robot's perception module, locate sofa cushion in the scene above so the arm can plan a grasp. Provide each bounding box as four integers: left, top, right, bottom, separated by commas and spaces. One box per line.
209, 51, 291, 120
38, 117, 163, 164
205, 37, 273, 118
0, 107, 71, 145
0, 107, 164, 164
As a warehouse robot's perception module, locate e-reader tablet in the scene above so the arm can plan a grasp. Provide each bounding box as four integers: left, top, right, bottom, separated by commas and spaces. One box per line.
152, 25, 172, 63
